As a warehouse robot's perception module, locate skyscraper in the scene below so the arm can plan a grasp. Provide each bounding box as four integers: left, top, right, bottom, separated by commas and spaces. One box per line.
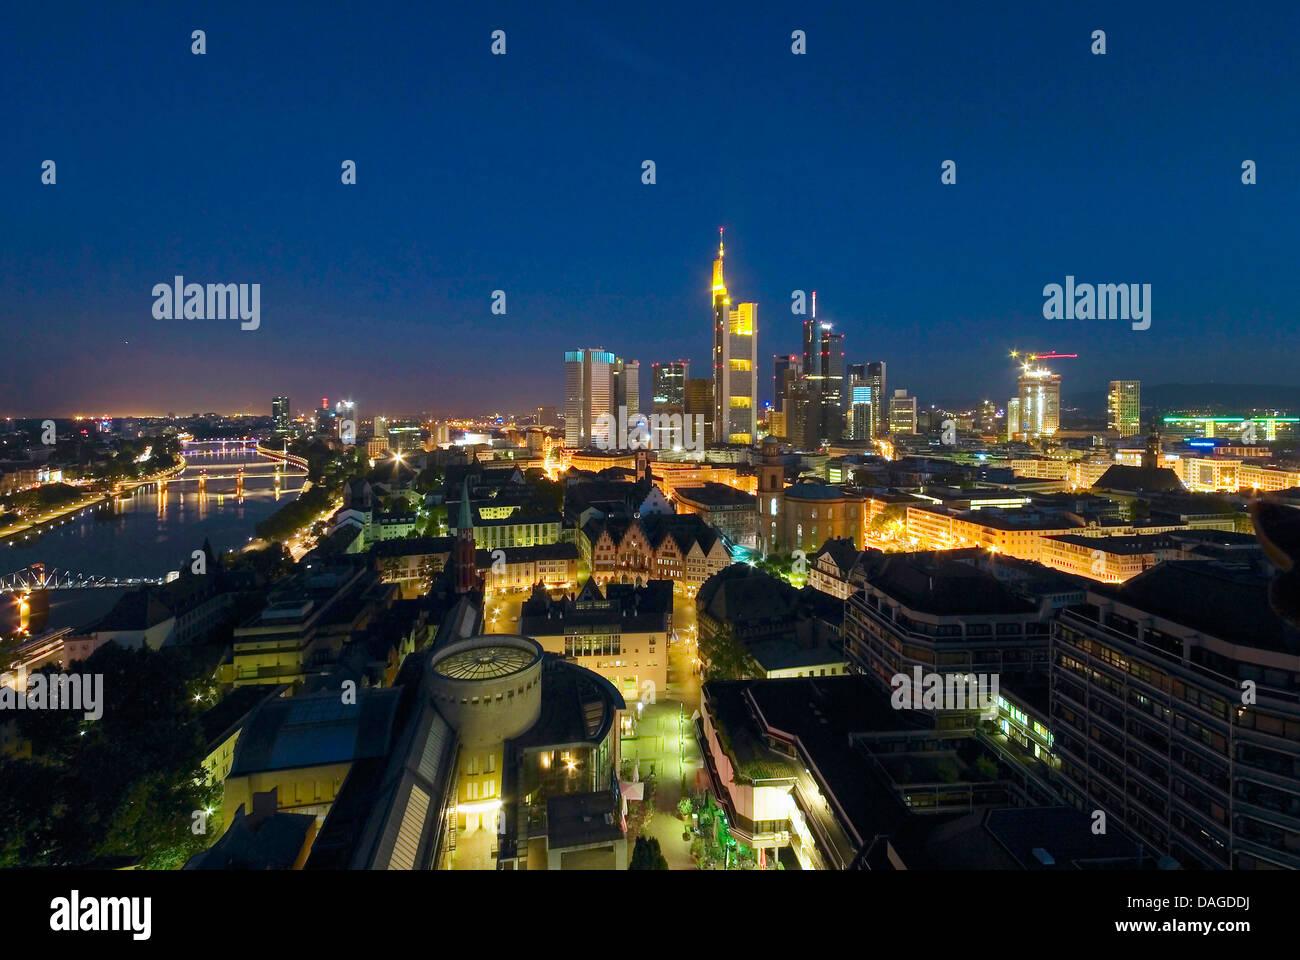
613, 358, 640, 419
772, 354, 799, 414
865, 362, 887, 439
1017, 367, 1061, 439
271, 396, 290, 435
711, 231, 758, 445
1108, 380, 1141, 437
889, 389, 918, 435
564, 348, 615, 447
1006, 397, 1021, 441
820, 328, 845, 441
771, 354, 800, 439
848, 370, 872, 441
686, 377, 714, 446
652, 360, 689, 449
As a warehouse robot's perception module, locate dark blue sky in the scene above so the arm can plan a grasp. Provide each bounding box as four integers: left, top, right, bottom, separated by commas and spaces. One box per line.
5, 1, 1298, 418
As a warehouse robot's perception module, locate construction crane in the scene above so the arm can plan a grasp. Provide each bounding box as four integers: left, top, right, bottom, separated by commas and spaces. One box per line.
1009, 349, 1078, 362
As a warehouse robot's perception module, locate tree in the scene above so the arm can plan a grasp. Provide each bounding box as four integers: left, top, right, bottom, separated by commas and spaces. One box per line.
698, 623, 760, 681
628, 835, 668, 870
3, 644, 219, 867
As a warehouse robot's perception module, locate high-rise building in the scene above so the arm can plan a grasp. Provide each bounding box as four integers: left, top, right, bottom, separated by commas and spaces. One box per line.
889, 389, 918, 435
820, 329, 845, 442
613, 358, 639, 419
1017, 368, 1061, 439
686, 378, 714, 446
652, 360, 688, 410
786, 378, 815, 448
563, 348, 615, 447
865, 362, 887, 439
1006, 397, 1021, 441
316, 398, 333, 435
652, 360, 689, 449
272, 396, 290, 435
977, 400, 997, 435
1108, 380, 1141, 437
848, 373, 873, 441
711, 232, 758, 445
372, 415, 388, 443
770, 355, 801, 440
772, 354, 799, 414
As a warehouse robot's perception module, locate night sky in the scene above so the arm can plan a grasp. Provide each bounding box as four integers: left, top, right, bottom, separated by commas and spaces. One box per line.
5, 1, 1298, 418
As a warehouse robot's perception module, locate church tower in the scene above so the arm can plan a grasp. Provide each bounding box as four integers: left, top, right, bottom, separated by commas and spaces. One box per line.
453, 483, 481, 595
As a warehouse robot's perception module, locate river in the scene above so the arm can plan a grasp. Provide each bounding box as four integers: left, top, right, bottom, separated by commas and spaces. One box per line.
2, 446, 306, 584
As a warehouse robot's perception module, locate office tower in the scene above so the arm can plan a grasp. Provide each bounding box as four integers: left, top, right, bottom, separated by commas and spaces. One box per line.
711, 231, 758, 445
613, 358, 640, 418
819, 326, 845, 442
652, 360, 688, 410
848, 372, 873, 441
563, 348, 615, 447
773, 354, 799, 414
889, 389, 918, 435
535, 405, 560, 428
1108, 380, 1141, 437
372, 415, 388, 446
271, 396, 290, 435
1007, 397, 1021, 441
652, 360, 689, 449
779, 378, 811, 449
1017, 367, 1061, 439
316, 397, 333, 435
978, 399, 997, 435
865, 362, 887, 439
686, 377, 714, 446
770, 355, 801, 440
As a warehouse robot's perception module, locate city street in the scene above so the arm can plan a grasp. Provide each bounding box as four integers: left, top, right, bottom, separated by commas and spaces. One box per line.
621, 589, 704, 868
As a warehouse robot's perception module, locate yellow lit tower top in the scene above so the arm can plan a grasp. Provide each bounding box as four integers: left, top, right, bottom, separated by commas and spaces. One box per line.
712, 226, 728, 302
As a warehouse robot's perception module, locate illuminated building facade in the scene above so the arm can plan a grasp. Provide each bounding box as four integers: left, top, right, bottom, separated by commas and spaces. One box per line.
1107, 380, 1141, 437
272, 396, 291, 435
888, 390, 917, 435
711, 233, 758, 445
563, 348, 615, 447
1017, 368, 1060, 439
651, 360, 689, 449
1051, 564, 1300, 869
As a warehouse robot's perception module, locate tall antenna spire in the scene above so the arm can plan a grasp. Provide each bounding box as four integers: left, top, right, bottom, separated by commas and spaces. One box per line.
812, 290, 817, 319
712, 228, 727, 295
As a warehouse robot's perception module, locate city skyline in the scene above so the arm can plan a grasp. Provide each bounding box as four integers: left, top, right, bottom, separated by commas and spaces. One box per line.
7, 3, 1300, 417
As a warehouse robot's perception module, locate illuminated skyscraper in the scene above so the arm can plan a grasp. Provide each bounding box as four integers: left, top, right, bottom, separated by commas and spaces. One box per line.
613, 358, 639, 419
889, 389, 918, 435
1017, 368, 1061, 439
1108, 380, 1141, 437
1006, 397, 1021, 441
652, 360, 689, 449
865, 362, 887, 439
564, 348, 615, 447
271, 396, 290, 435
848, 373, 873, 441
711, 231, 758, 445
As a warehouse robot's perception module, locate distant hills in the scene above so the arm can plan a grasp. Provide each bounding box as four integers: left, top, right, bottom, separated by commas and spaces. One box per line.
1066, 383, 1300, 415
